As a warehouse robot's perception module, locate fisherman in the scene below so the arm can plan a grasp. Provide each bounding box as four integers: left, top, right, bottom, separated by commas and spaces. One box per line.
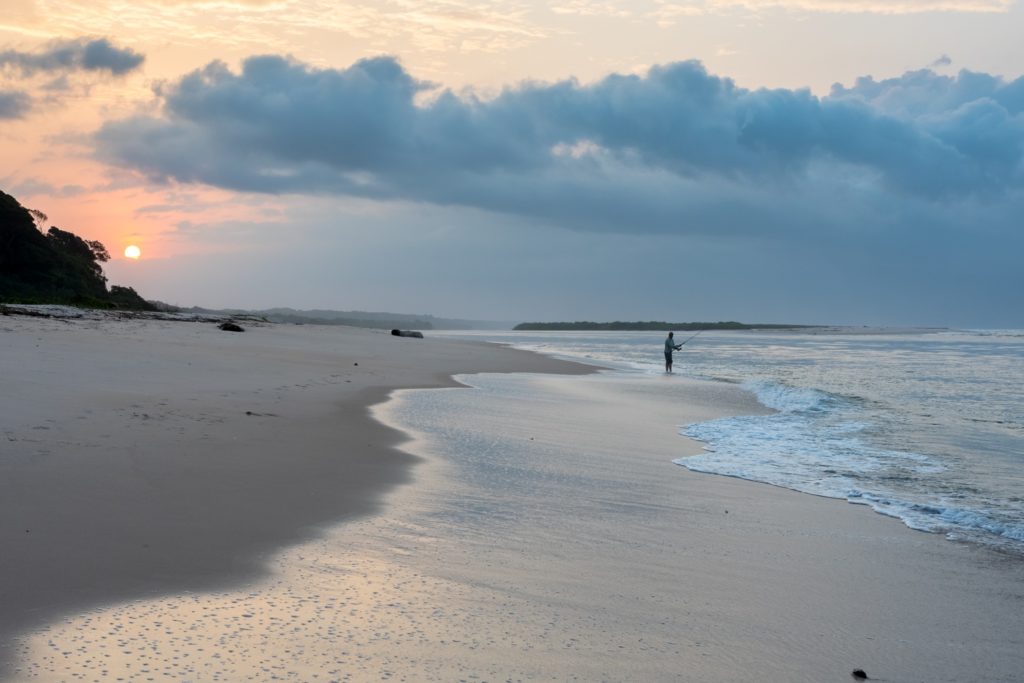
664, 332, 683, 373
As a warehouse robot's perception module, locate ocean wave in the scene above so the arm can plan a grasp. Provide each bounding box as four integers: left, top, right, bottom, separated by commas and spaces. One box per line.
741, 379, 841, 414
850, 492, 1024, 545
679, 450, 1024, 549
679, 387, 1021, 552
951, 329, 1024, 339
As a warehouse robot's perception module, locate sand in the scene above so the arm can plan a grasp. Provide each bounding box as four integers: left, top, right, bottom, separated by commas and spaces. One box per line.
2, 313, 1022, 682
0, 313, 589, 678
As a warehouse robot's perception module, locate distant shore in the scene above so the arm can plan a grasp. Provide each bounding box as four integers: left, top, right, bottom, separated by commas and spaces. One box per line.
514, 320, 952, 334
513, 320, 814, 331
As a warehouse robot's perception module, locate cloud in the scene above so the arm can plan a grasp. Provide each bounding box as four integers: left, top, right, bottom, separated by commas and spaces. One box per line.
159, 0, 285, 4
6, 1, 547, 58
829, 67, 1024, 115
2, 176, 87, 197
646, 0, 1011, 24
551, 1, 634, 18
0, 37, 145, 118
84, 54, 1024, 326
96, 54, 1024, 235
0, 89, 31, 118
709, 0, 1013, 12
0, 37, 144, 76
551, 0, 1010, 23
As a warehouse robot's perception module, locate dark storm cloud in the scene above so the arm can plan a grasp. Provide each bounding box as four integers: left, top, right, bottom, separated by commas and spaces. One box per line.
0, 38, 144, 76
94, 55, 1024, 235
0, 89, 31, 118
90, 54, 1023, 327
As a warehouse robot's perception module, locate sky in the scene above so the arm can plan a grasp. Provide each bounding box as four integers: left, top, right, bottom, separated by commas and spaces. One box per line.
2, 0, 1023, 326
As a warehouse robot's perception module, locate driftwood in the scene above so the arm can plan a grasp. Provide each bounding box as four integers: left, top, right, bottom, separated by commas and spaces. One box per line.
390, 329, 424, 338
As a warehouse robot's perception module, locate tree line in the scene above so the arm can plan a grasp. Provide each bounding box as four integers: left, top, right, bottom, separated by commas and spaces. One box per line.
0, 189, 153, 309
513, 321, 812, 331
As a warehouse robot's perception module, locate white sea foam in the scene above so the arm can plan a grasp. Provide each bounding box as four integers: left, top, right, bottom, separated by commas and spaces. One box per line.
850, 494, 1024, 543
677, 378, 1022, 551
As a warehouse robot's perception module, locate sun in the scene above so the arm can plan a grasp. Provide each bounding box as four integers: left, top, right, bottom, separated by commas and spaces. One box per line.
124, 245, 142, 259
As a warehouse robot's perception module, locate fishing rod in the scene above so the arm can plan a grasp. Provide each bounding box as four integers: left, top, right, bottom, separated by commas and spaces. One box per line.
677, 330, 702, 346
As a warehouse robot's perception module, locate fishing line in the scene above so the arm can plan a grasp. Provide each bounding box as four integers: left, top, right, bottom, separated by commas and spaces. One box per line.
678, 330, 702, 346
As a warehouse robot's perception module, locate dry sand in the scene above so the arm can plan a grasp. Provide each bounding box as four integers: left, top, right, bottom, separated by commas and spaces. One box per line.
2, 314, 1022, 682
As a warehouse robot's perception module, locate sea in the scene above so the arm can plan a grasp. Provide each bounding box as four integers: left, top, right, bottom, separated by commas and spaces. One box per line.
423, 329, 1024, 556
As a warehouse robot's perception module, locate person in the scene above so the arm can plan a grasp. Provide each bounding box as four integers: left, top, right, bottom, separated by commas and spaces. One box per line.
664, 332, 683, 373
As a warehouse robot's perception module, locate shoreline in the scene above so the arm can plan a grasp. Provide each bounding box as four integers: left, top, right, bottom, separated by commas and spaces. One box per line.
0, 313, 593, 678
366, 369, 1024, 681
449, 328, 1024, 558
4, 316, 1023, 681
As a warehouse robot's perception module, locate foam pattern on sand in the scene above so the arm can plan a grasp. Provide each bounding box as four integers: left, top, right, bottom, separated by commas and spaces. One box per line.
13, 548, 549, 682
11, 519, 703, 683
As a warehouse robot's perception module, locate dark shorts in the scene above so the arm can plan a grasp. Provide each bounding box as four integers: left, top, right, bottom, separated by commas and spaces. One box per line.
665, 351, 673, 362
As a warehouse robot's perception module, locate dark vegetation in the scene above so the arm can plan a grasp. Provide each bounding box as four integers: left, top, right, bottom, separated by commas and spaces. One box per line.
514, 321, 814, 331
0, 189, 154, 310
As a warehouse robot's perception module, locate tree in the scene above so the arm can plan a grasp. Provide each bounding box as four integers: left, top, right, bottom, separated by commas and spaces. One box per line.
0, 191, 56, 291
1, 189, 153, 308
28, 208, 48, 228
108, 285, 155, 310
44, 226, 109, 296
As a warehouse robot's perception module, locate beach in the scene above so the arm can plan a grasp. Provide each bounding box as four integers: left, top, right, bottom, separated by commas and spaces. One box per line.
2, 314, 1023, 682
0, 313, 587, 678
